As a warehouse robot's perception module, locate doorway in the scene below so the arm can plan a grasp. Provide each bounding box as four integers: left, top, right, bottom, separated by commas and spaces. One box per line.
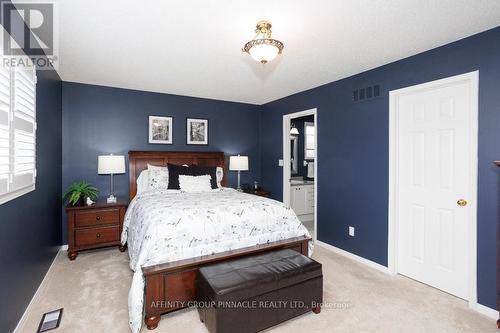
283, 108, 317, 241
388, 72, 478, 305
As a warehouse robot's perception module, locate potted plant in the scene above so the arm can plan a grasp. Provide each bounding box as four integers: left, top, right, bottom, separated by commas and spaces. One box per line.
63, 181, 99, 206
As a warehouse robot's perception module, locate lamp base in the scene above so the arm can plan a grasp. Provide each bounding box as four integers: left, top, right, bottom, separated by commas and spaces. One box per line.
107, 195, 117, 204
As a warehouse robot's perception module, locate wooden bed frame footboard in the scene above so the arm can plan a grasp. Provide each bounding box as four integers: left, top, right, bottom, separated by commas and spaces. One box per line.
142, 236, 311, 330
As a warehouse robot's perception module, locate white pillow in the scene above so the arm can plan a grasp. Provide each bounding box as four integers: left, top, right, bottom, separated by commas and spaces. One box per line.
216, 167, 223, 188
179, 175, 212, 193
136, 170, 149, 194
148, 164, 169, 190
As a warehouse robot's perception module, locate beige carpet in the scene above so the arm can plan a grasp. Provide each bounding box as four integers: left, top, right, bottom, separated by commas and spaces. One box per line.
16, 245, 497, 333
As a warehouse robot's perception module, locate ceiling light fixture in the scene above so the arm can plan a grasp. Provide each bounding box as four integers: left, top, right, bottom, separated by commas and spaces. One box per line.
290, 124, 299, 135
242, 20, 284, 64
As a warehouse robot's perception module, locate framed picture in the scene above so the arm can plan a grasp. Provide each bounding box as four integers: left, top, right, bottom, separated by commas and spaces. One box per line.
186, 118, 208, 145
149, 115, 173, 144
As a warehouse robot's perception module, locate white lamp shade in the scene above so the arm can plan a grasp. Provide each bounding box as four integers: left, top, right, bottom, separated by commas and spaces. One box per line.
229, 155, 249, 171
249, 43, 279, 63
98, 155, 125, 174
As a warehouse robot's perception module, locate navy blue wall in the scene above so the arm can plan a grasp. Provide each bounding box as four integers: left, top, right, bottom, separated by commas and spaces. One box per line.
261, 27, 500, 310
62, 82, 261, 241
0, 68, 62, 332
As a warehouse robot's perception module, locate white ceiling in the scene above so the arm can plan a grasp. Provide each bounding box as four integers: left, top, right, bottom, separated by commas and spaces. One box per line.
57, 0, 500, 105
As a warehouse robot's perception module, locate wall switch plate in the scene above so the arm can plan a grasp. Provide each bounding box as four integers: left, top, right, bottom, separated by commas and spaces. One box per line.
349, 226, 355, 237
278, 159, 284, 166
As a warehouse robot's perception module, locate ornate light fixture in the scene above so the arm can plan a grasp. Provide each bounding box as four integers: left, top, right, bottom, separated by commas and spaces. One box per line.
242, 20, 284, 64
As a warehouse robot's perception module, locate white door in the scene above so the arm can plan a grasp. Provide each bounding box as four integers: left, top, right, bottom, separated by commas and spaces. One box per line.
396, 76, 475, 299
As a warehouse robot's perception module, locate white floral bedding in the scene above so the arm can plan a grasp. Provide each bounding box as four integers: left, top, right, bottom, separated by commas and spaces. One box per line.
121, 187, 312, 333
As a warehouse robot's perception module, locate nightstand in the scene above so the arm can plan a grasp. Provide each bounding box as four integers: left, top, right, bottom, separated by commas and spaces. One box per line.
66, 200, 128, 260
244, 189, 270, 198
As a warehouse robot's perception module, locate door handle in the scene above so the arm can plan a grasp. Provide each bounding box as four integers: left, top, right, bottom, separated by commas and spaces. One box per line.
457, 199, 467, 207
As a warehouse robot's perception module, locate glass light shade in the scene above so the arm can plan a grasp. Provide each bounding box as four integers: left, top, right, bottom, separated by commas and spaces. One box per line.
290, 127, 299, 135
249, 43, 279, 64
229, 155, 249, 171
98, 155, 125, 174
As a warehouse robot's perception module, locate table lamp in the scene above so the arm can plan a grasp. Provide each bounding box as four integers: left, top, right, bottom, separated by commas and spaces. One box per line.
98, 154, 125, 203
229, 155, 248, 191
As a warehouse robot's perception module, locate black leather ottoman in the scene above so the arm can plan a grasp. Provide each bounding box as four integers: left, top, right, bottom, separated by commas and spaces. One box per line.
197, 249, 323, 333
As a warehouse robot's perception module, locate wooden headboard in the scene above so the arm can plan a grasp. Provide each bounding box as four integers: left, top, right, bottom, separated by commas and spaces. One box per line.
128, 151, 227, 200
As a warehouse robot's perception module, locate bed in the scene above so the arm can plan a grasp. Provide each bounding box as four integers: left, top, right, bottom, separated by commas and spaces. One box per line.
123, 151, 312, 332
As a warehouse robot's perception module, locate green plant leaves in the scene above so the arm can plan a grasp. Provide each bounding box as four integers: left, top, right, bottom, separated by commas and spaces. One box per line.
62, 181, 100, 206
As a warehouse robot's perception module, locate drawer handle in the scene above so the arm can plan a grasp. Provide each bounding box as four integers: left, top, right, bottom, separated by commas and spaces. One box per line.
96, 233, 101, 238
96, 216, 101, 221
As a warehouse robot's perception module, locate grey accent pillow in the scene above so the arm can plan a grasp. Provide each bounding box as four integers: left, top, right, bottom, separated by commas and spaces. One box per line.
147, 164, 169, 190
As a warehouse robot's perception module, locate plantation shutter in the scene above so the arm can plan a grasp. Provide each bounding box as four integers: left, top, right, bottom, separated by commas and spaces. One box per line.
0, 63, 10, 195
0, 56, 36, 204
12, 65, 36, 190
0, 25, 37, 204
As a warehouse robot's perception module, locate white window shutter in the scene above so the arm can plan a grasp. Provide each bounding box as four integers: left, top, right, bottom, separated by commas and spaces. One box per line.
0, 63, 10, 195
12, 66, 36, 190
0, 28, 36, 204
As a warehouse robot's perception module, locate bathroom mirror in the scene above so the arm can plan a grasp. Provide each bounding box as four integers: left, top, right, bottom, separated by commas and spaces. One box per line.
290, 136, 298, 175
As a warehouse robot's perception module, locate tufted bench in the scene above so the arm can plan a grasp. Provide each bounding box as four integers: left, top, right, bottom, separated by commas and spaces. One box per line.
196, 249, 323, 333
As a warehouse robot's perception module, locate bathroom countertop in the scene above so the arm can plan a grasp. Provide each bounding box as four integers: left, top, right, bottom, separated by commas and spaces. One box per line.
290, 181, 315, 186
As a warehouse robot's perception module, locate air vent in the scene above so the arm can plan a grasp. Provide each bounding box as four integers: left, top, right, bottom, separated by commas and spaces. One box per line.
366, 86, 373, 98
353, 84, 381, 102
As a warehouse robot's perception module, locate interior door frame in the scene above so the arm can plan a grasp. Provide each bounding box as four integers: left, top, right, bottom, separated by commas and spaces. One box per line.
283, 108, 317, 242
388, 71, 479, 307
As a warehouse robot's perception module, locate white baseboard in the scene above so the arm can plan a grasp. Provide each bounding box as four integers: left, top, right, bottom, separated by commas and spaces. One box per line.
315, 240, 390, 274
316, 240, 499, 321
471, 302, 499, 321
13, 245, 63, 333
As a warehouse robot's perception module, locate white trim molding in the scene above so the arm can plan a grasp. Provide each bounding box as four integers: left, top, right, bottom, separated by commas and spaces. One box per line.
317, 239, 498, 322
14, 246, 64, 333
388, 71, 479, 308
283, 108, 318, 242
0, 185, 35, 205
470, 302, 500, 320
316, 240, 390, 274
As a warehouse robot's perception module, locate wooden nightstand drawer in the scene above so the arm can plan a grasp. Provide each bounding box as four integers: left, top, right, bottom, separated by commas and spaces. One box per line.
75, 225, 120, 247
75, 208, 120, 227
66, 200, 128, 260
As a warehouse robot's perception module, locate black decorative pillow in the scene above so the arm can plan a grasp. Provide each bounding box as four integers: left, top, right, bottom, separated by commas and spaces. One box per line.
193, 166, 218, 189
167, 164, 195, 189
